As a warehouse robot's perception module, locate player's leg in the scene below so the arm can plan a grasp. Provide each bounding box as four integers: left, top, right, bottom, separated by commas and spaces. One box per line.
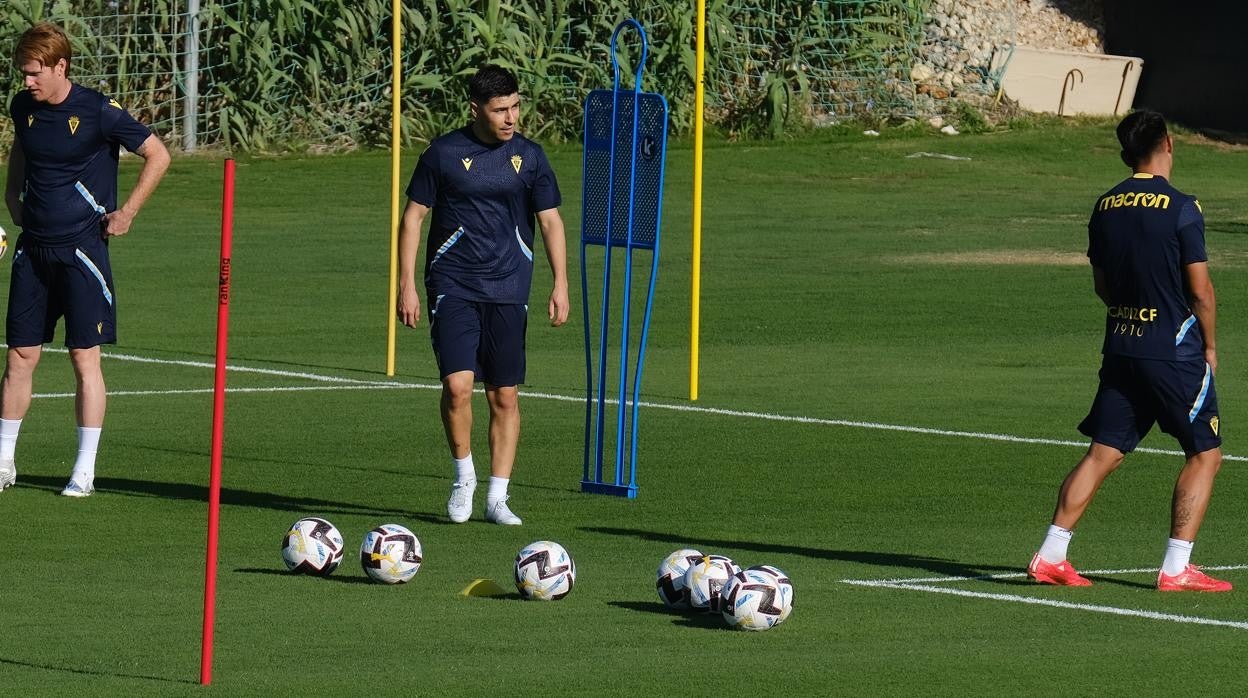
0, 346, 42, 491
1150, 359, 1229, 591
430, 295, 482, 522
1170, 447, 1221, 541
0, 241, 54, 490
1051, 442, 1125, 530
1030, 357, 1139, 585
59, 241, 116, 497
480, 303, 527, 525
63, 346, 105, 496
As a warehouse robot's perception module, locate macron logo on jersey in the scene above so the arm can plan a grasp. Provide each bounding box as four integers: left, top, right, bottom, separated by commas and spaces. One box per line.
1097, 191, 1171, 211
462, 157, 472, 171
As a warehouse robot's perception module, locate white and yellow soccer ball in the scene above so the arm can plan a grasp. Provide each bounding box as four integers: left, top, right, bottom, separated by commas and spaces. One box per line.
281, 517, 345, 576
655, 548, 704, 609
721, 567, 793, 631
0, 224, 8, 260
360, 524, 423, 584
514, 540, 576, 600
683, 554, 741, 613
745, 564, 794, 624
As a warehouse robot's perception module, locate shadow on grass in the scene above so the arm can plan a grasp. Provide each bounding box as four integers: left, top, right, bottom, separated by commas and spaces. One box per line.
17, 474, 449, 524
581, 525, 1023, 582
0, 656, 196, 686
606, 600, 730, 628
233, 567, 379, 585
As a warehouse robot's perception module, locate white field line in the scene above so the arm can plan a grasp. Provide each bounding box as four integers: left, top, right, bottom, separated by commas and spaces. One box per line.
843, 564, 1248, 586
21, 347, 1247, 463
842, 576, 1248, 631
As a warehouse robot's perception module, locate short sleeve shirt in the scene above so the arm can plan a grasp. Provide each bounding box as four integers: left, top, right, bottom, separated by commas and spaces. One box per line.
10, 84, 152, 246
406, 126, 561, 304
1087, 173, 1207, 361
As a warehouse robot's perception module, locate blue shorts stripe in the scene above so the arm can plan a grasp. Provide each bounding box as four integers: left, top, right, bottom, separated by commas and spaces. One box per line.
75, 249, 114, 306
515, 226, 533, 261
1188, 362, 1211, 423
1175, 315, 1196, 345
430, 228, 463, 268
75, 181, 106, 214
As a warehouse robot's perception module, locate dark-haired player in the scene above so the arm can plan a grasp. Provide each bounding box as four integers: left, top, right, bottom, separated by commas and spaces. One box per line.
396, 64, 569, 525
2, 22, 170, 496
1027, 111, 1228, 592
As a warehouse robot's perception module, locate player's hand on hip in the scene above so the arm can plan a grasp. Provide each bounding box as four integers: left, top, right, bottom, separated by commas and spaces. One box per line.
397, 285, 421, 328
102, 208, 136, 237
549, 286, 570, 327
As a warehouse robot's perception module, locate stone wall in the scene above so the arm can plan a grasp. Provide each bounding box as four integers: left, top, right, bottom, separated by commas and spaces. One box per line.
913, 0, 1104, 103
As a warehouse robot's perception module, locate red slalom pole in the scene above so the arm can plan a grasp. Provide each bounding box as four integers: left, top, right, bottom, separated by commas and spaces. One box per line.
201, 158, 235, 685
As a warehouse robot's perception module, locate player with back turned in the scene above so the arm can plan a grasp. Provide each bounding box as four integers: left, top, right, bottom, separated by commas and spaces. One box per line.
1027, 110, 1229, 592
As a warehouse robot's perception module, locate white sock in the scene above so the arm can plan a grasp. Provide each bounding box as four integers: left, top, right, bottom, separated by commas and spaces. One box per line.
1161, 537, 1194, 576
487, 476, 509, 505
453, 454, 476, 485
1037, 524, 1074, 563
72, 426, 102, 484
0, 418, 22, 461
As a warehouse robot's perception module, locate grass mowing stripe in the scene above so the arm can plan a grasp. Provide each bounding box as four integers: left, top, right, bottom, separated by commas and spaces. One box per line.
26, 347, 1248, 463
841, 579, 1248, 631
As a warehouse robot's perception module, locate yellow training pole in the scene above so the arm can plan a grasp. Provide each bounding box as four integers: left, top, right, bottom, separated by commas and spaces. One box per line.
386, 0, 402, 376
689, 0, 705, 401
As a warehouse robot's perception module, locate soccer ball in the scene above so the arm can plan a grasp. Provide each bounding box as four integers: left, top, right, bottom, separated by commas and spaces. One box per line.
721, 568, 791, 631
281, 517, 345, 576
683, 554, 741, 613
746, 564, 794, 624
360, 524, 423, 584
0, 224, 7, 260
655, 548, 704, 608
514, 540, 576, 600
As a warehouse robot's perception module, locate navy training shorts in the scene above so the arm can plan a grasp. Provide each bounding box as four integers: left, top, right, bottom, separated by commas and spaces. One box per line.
428, 294, 527, 386
6, 234, 117, 349
1078, 354, 1220, 455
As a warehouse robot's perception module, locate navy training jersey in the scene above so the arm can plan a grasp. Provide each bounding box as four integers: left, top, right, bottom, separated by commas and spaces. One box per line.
406, 126, 561, 304
9, 84, 152, 246
1087, 173, 1208, 361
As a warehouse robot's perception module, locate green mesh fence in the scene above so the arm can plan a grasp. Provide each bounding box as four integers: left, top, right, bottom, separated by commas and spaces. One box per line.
2, 1, 984, 152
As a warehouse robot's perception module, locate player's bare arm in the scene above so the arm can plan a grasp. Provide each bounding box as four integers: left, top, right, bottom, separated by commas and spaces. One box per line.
536, 207, 569, 327
1185, 260, 1216, 372
1091, 266, 1110, 306
397, 200, 429, 328
4, 141, 25, 227
103, 133, 170, 237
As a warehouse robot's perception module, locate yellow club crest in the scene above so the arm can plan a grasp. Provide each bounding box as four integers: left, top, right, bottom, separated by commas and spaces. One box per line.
510, 154, 522, 174
68, 115, 80, 135
461, 157, 472, 171
1210, 416, 1219, 436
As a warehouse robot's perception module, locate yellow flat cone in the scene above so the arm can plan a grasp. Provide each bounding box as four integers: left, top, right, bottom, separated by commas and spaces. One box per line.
458, 578, 509, 598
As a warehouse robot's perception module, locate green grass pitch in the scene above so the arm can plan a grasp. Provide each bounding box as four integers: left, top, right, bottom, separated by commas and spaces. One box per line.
2, 122, 1248, 695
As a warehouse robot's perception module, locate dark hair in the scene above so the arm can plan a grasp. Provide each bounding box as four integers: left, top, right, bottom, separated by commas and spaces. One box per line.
1117, 110, 1168, 168
468, 64, 519, 104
